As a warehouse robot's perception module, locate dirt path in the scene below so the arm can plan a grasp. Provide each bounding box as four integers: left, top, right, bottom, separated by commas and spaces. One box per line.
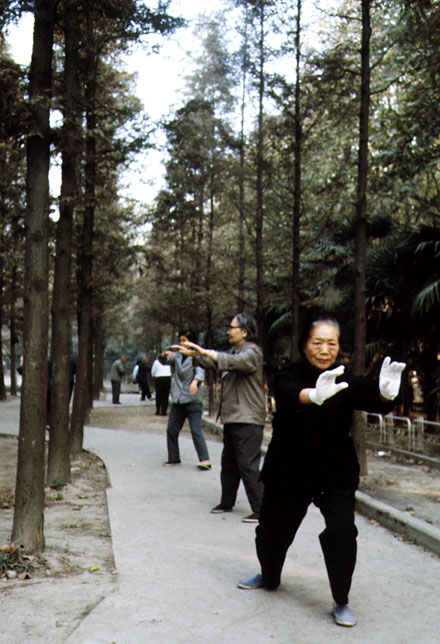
0, 431, 115, 643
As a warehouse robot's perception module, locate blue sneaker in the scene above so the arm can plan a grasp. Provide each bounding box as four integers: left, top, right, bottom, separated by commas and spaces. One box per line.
237, 573, 264, 589
331, 604, 357, 627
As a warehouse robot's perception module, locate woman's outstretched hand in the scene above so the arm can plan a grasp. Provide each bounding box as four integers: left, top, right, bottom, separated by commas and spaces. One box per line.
379, 356, 406, 400
170, 341, 204, 357
309, 365, 349, 406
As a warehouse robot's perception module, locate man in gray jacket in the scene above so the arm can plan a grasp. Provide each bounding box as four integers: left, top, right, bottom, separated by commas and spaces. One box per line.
109, 355, 126, 404
173, 313, 266, 523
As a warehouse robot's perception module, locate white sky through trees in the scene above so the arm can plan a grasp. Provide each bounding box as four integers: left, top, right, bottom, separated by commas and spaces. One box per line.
6, 0, 324, 207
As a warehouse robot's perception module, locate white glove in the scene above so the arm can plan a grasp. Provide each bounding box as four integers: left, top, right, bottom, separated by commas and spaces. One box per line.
309, 365, 349, 406
379, 356, 406, 400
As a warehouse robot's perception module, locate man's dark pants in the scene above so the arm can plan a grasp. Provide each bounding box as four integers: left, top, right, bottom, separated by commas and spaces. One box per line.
111, 380, 121, 404
220, 422, 264, 513
155, 377, 171, 415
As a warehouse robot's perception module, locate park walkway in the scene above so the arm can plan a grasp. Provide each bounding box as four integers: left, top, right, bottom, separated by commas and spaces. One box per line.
62, 394, 440, 644
1, 393, 440, 643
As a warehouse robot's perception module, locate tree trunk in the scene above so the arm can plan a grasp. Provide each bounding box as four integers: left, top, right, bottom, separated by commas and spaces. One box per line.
237, 3, 249, 312
205, 182, 216, 414
0, 251, 6, 401
255, 0, 265, 345
70, 12, 96, 455
47, 0, 81, 486
351, 0, 371, 476
93, 312, 105, 400
205, 183, 215, 347
290, 0, 302, 362
9, 259, 18, 397
12, 0, 56, 552
192, 183, 204, 321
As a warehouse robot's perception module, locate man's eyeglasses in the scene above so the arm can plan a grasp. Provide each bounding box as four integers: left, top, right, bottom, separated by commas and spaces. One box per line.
228, 325, 241, 330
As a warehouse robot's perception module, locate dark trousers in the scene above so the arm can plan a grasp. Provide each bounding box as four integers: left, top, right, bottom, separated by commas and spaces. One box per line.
256, 485, 357, 605
167, 402, 210, 462
155, 377, 171, 415
139, 380, 151, 400
111, 380, 121, 404
220, 423, 264, 513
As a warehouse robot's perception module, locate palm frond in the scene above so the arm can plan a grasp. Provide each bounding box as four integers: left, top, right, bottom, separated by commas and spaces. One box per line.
267, 311, 292, 339
412, 279, 440, 316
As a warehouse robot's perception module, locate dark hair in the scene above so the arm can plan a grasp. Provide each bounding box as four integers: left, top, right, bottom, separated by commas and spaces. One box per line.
299, 313, 341, 355
235, 312, 258, 343
178, 329, 198, 344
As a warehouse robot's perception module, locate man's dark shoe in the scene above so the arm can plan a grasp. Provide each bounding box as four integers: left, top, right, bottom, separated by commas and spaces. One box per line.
242, 512, 260, 523
237, 573, 264, 589
162, 460, 181, 466
211, 504, 233, 514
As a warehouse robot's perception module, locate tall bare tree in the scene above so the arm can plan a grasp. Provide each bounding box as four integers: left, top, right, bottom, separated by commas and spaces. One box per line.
12, 0, 57, 552
0, 251, 6, 400
351, 0, 371, 476
69, 2, 96, 455
0, 51, 26, 399
237, 1, 250, 312
255, 0, 265, 344
290, 0, 302, 361
47, 0, 82, 484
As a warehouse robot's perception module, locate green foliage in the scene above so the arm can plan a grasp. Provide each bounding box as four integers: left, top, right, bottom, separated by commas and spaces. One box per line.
0, 50, 27, 342
2, 0, 440, 417
0, 2, 31, 29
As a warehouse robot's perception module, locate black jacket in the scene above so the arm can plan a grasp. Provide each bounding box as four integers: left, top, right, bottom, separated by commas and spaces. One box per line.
261, 358, 394, 491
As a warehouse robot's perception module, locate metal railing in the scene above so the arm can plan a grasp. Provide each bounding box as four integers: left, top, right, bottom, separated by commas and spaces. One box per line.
363, 412, 440, 457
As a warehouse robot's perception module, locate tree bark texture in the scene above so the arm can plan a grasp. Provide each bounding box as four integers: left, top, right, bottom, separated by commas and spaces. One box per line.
93, 312, 105, 400
0, 251, 6, 400
48, 0, 82, 485
352, 0, 371, 476
237, 4, 249, 312
9, 258, 18, 397
255, 0, 265, 345
12, 0, 56, 552
205, 184, 215, 348
290, 0, 302, 362
70, 11, 96, 454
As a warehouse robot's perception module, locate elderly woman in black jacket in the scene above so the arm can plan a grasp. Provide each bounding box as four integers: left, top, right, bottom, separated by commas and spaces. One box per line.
238, 314, 405, 628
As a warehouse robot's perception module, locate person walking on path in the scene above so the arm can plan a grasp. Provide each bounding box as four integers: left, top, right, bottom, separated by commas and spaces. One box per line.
161, 331, 211, 470
173, 312, 266, 523
109, 355, 126, 404
137, 355, 152, 401
151, 356, 171, 416
237, 313, 406, 628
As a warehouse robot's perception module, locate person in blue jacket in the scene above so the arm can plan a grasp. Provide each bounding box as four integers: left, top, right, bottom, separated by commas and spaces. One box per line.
238, 314, 406, 628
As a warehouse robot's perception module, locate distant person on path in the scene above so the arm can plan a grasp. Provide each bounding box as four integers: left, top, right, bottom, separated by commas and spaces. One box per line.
161, 331, 211, 470
173, 312, 266, 523
132, 360, 141, 392
109, 355, 126, 404
151, 356, 171, 415
137, 355, 152, 401
237, 313, 406, 628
